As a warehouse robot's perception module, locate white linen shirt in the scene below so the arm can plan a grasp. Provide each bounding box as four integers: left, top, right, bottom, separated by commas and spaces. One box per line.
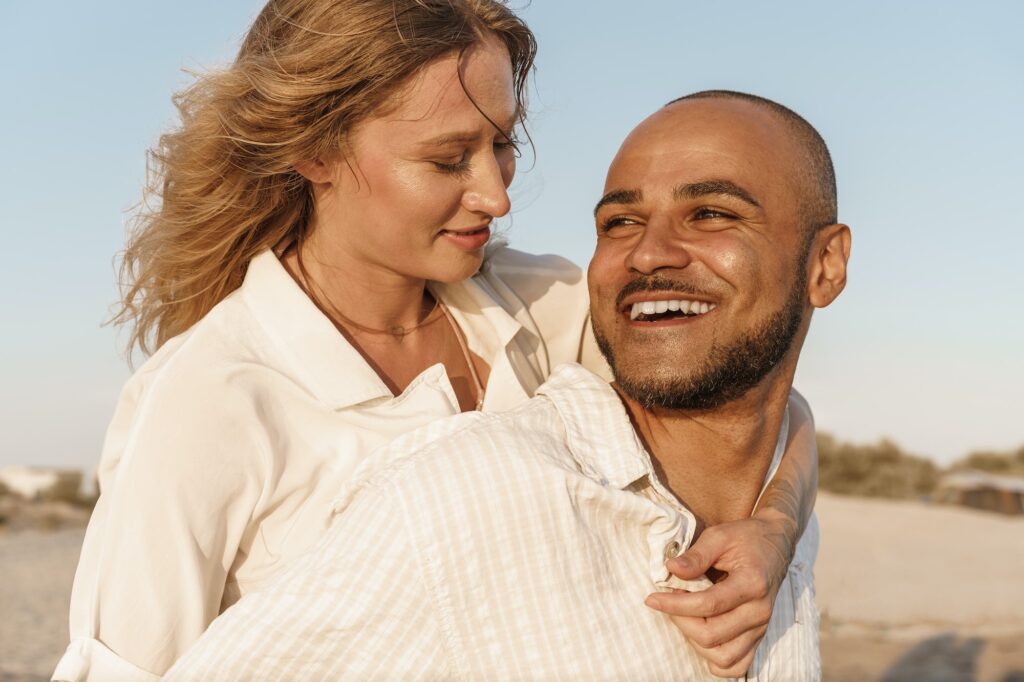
168, 363, 820, 681
54, 244, 603, 681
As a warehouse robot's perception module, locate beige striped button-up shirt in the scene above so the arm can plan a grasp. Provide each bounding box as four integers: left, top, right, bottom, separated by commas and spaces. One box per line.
55, 243, 606, 681
167, 363, 820, 681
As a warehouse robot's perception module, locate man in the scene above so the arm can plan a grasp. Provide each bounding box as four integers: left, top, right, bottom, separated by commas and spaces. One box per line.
167, 91, 850, 681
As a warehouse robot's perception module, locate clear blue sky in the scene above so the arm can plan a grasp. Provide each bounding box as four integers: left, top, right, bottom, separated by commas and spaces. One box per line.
1, 1, 1021, 470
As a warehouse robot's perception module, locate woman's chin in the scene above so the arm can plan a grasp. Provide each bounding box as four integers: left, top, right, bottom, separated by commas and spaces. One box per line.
427, 250, 486, 284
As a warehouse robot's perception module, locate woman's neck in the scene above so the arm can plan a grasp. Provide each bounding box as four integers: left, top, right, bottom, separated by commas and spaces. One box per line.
283, 232, 432, 332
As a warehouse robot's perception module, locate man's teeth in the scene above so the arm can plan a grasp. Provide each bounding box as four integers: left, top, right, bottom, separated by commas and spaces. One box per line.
629, 299, 716, 320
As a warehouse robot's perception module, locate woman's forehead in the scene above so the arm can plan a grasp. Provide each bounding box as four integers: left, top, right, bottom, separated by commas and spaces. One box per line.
372, 40, 517, 135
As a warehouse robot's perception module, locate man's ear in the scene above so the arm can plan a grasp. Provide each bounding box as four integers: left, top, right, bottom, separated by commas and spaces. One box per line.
293, 157, 335, 185
807, 223, 851, 309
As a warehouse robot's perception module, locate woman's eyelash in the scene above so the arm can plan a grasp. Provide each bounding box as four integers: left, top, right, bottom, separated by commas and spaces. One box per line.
434, 157, 471, 175
495, 136, 520, 149
494, 137, 522, 159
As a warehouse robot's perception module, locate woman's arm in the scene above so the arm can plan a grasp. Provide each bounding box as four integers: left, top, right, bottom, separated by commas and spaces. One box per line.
644, 389, 818, 677
53, 378, 265, 681
753, 387, 817, 561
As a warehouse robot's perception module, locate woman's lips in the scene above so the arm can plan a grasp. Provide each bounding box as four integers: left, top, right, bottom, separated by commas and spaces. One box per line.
440, 225, 491, 251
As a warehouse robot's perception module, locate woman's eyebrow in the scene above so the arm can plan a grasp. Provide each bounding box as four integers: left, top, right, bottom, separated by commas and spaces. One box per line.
418, 131, 482, 147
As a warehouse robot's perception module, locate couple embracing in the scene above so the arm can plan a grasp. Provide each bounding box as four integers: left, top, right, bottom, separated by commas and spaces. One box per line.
56, 1, 849, 680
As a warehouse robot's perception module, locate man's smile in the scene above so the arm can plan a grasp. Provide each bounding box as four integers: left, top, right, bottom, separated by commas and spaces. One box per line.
620, 296, 719, 324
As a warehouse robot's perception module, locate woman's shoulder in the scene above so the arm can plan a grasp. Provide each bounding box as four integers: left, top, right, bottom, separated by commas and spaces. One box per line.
476, 241, 602, 374
126, 288, 277, 401
479, 241, 586, 305
101, 294, 279, 485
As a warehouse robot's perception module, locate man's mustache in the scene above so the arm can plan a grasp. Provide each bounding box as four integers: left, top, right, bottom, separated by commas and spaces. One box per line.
614, 276, 717, 309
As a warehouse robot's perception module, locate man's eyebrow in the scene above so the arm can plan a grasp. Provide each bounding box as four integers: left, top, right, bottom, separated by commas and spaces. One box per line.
674, 180, 761, 208
594, 188, 642, 217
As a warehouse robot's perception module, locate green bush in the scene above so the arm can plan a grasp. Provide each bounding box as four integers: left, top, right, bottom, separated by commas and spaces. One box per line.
949, 446, 1024, 477
817, 432, 940, 499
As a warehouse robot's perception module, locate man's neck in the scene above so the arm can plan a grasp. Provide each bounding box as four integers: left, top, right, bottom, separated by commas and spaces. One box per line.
617, 370, 794, 529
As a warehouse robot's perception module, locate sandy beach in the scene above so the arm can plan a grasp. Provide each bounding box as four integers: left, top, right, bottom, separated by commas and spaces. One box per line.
814, 493, 1024, 681
2, 492, 1022, 680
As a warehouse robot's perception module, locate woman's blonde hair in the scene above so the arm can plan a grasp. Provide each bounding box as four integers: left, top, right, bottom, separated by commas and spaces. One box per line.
114, 0, 536, 356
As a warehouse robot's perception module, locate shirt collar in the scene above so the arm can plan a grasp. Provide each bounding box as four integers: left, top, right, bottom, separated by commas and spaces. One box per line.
537, 363, 790, 496
240, 250, 393, 409
432, 270, 533, 411
431, 275, 523, 361
535, 363, 652, 489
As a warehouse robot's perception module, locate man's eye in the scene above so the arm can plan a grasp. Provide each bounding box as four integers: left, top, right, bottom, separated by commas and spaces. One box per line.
694, 207, 735, 220
599, 216, 639, 233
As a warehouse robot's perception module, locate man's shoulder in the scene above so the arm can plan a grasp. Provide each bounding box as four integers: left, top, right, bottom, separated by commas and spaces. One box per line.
333, 397, 573, 514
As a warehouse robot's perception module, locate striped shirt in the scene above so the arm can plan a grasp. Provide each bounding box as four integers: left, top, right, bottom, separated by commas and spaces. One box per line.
167, 363, 820, 681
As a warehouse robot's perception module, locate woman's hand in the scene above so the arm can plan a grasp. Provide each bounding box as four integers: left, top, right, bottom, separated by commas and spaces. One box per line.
644, 514, 793, 677
645, 388, 818, 677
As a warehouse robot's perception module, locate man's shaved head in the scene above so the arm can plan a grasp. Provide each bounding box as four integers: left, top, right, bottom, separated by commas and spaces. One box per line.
667, 90, 837, 235
588, 90, 851, 412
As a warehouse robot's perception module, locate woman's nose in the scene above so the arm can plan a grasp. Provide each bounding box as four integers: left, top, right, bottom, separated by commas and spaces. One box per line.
463, 152, 514, 217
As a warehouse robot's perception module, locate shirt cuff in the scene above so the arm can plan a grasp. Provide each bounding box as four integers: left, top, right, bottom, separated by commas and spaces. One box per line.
52, 637, 162, 682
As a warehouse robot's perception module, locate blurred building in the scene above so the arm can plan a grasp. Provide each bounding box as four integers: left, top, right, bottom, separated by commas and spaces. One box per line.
933, 469, 1024, 515
0, 466, 83, 503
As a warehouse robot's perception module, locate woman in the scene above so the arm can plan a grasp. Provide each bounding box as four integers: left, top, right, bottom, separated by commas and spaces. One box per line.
55, 1, 818, 679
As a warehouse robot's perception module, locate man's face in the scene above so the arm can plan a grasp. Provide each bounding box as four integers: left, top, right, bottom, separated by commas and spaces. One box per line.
588, 99, 813, 410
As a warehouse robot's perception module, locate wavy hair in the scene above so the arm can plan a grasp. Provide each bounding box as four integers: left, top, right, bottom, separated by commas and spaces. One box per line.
114, 0, 536, 356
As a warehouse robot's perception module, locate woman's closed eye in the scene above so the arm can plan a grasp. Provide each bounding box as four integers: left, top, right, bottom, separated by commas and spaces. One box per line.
433, 137, 518, 175
433, 152, 471, 175
494, 135, 522, 157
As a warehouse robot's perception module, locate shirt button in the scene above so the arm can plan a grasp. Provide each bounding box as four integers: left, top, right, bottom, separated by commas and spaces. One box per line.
664, 541, 681, 562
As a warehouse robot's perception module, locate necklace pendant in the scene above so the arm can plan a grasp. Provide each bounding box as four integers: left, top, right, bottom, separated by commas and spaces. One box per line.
389, 325, 407, 339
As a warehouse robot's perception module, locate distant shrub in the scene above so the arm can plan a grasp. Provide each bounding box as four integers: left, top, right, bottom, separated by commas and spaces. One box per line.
949, 446, 1024, 478
817, 432, 940, 499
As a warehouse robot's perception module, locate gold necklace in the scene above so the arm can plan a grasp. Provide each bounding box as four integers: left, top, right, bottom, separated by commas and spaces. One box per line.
438, 300, 485, 411
328, 294, 443, 340
292, 264, 442, 341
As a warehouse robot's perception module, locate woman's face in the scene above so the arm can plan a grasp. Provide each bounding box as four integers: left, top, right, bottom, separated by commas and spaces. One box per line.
306, 36, 518, 284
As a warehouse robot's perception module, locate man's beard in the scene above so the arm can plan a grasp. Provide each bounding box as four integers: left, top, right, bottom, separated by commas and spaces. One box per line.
593, 271, 806, 411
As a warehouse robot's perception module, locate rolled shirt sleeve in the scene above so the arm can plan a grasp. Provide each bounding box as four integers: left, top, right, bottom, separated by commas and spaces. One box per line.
54, 360, 269, 680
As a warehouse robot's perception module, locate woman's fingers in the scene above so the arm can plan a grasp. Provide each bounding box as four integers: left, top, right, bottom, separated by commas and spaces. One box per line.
686, 623, 766, 678
662, 601, 771, 652
645, 517, 791, 673
646, 586, 774, 674
665, 526, 730, 580
646, 568, 771, 619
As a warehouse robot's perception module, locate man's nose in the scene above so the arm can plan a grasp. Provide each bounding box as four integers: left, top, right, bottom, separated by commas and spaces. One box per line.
462, 153, 513, 218
624, 219, 693, 274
